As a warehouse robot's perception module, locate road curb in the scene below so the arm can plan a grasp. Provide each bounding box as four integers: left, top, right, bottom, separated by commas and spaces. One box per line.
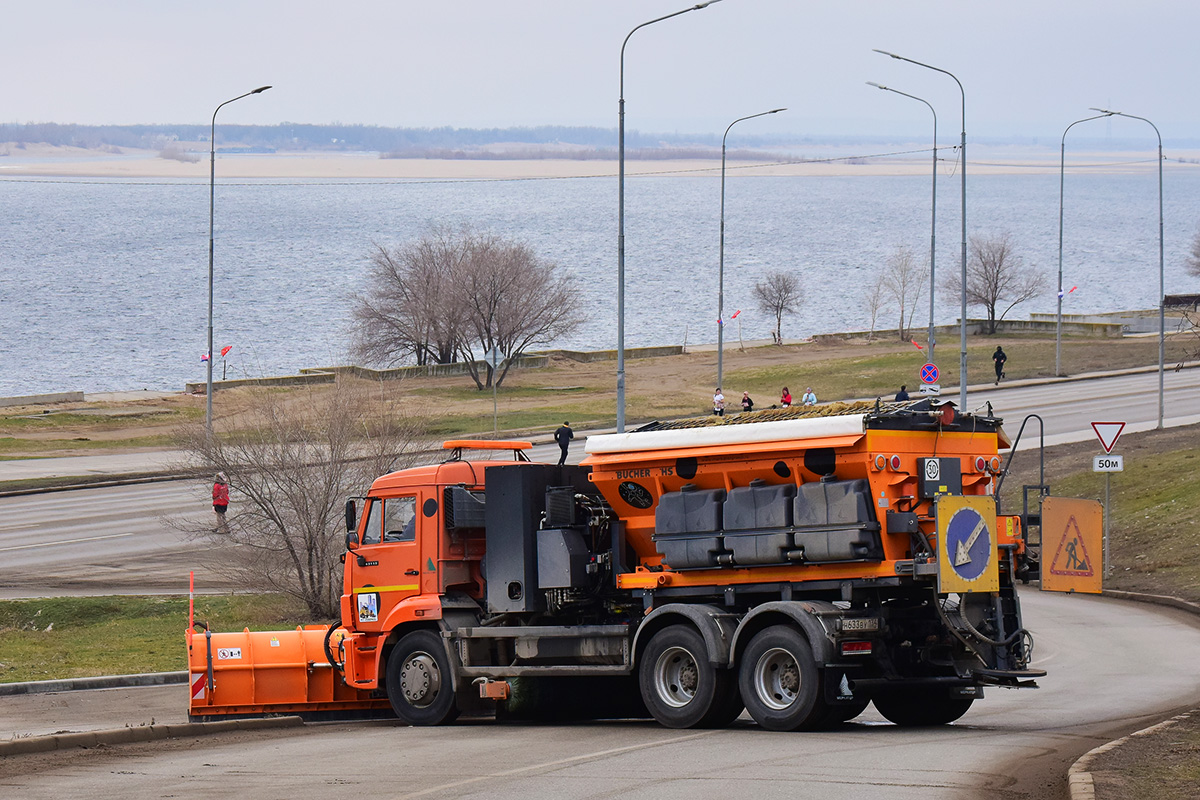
0, 472, 196, 498
0, 671, 187, 697
1067, 589, 1200, 800
1068, 711, 1195, 800
0, 715, 303, 757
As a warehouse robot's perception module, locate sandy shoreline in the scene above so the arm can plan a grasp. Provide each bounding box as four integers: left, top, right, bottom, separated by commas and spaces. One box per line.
1, 143, 1190, 180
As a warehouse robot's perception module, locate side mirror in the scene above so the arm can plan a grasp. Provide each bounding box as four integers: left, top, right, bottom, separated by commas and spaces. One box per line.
344, 500, 358, 550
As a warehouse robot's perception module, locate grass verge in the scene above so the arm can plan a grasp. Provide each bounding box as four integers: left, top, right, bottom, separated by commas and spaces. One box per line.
0, 594, 307, 683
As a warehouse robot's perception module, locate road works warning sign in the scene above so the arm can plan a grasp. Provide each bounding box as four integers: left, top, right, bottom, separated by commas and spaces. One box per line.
936, 496, 999, 593
1041, 497, 1104, 594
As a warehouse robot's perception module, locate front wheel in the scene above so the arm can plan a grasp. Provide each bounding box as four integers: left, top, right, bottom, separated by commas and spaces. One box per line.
738, 625, 827, 731
385, 629, 460, 725
639, 625, 742, 729
873, 689, 973, 727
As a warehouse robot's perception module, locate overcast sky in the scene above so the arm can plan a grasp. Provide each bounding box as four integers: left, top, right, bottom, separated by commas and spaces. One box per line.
5, 0, 1197, 143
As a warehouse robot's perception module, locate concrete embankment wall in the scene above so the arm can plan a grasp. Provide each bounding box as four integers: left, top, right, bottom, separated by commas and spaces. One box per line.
0, 391, 85, 408
183, 345, 684, 393
814, 318, 1128, 344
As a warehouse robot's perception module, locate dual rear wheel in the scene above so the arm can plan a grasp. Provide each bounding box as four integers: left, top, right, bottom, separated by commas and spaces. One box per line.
638, 625, 744, 729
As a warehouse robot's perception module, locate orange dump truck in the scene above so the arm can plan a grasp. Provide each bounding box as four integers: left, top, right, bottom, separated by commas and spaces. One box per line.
188, 399, 1045, 731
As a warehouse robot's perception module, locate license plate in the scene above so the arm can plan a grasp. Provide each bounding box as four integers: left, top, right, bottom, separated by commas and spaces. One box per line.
841, 618, 880, 632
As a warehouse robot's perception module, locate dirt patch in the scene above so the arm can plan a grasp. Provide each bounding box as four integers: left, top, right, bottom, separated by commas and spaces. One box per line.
1087, 712, 1200, 800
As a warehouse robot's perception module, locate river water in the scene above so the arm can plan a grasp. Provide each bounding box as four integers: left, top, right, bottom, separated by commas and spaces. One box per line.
0, 165, 1196, 396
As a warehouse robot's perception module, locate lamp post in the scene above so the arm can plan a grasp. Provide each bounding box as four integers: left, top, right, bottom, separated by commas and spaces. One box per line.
1089, 108, 1165, 430
618, 1, 722, 433
874, 50, 966, 410
207, 85, 271, 436
718, 107, 785, 391
867, 81, 937, 361
1056, 113, 1110, 377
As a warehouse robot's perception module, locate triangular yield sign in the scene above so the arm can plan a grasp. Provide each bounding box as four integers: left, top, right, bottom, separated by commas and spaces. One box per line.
1091, 421, 1125, 454
1048, 515, 1095, 577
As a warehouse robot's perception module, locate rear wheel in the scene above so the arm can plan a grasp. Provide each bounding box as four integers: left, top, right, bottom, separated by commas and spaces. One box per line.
738, 625, 827, 731
385, 630, 460, 725
873, 689, 973, 726
640, 625, 742, 729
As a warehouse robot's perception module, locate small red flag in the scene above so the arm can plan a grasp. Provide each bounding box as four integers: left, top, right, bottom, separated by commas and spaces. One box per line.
220, 345, 233, 357
730, 309, 741, 319
911, 340, 924, 350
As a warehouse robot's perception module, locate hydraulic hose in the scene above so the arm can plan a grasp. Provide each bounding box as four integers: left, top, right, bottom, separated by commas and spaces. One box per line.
323, 621, 345, 674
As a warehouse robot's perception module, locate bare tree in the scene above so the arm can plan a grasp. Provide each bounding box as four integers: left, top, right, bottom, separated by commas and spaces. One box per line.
752, 271, 802, 344
454, 233, 583, 389
175, 381, 428, 618
862, 271, 888, 342
1186, 222, 1200, 278
350, 228, 465, 367
351, 226, 582, 389
883, 245, 928, 340
944, 232, 1045, 334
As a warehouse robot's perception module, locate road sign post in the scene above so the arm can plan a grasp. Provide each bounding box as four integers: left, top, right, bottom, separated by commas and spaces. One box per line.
1090, 421, 1125, 579
486, 347, 503, 435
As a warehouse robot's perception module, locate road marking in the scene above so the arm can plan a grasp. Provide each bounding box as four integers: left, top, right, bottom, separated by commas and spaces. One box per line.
393, 729, 721, 799
0, 532, 135, 552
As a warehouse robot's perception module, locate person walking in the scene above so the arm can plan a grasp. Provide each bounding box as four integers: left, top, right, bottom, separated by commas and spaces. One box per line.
554, 421, 574, 466
895, 385, 910, 401
212, 472, 230, 532
802, 387, 817, 406
741, 391, 754, 412
780, 387, 792, 407
713, 388, 726, 417
993, 346, 1007, 385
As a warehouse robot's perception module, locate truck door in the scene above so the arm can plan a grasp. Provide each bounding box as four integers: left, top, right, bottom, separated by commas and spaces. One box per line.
352, 494, 421, 628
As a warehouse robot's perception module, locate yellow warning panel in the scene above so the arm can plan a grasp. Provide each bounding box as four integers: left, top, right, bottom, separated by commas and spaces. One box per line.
936, 496, 999, 594
1041, 497, 1104, 594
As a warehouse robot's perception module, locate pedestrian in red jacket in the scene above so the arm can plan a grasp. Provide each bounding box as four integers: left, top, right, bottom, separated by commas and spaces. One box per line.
212, 472, 230, 532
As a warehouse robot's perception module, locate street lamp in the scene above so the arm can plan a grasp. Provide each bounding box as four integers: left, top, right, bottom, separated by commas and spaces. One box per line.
1056, 113, 1110, 377
207, 85, 271, 436
618, 1, 722, 433
718, 107, 785, 391
867, 81, 937, 361
874, 50, 966, 410
1089, 108, 1165, 430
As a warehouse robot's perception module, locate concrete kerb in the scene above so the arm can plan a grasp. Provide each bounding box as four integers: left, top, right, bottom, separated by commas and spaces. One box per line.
0, 670, 188, 697
1068, 711, 1196, 800
0, 715, 304, 757
1067, 589, 1200, 800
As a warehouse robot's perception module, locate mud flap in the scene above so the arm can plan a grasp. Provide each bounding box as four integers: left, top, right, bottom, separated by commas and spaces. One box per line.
822, 667, 865, 705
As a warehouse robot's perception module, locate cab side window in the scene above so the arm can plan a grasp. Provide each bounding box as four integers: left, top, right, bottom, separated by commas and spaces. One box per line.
360, 499, 382, 545
383, 496, 418, 542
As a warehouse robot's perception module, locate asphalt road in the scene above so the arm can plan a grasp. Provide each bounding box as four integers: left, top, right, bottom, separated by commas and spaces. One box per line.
1, 367, 1197, 598
3, 590, 1199, 799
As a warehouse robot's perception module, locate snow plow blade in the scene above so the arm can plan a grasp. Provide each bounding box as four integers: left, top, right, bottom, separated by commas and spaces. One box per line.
186, 624, 391, 721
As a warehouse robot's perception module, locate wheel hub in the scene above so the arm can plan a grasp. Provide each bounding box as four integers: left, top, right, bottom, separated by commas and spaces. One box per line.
400, 652, 441, 707
754, 647, 800, 710
654, 646, 700, 708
